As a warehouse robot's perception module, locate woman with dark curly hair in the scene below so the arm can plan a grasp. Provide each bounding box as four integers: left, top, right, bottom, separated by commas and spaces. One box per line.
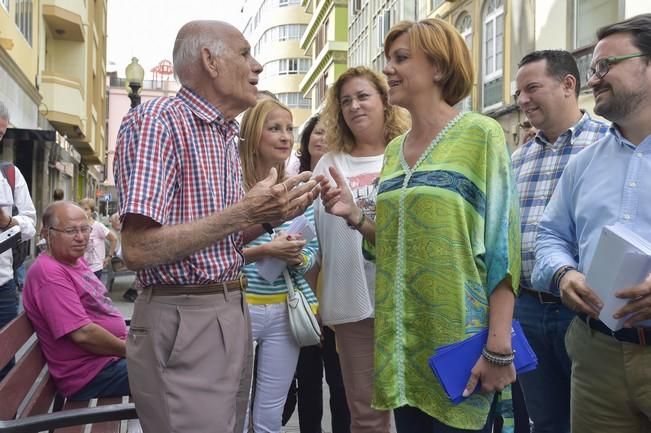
313, 66, 409, 433
297, 114, 327, 173
282, 113, 352, 433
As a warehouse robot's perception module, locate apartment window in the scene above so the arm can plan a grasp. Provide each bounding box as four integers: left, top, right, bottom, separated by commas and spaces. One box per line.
376, 9, 392, 48
456, 13, 473, 112
457, 13, 472, 48
316, 72, 328, 107
482, 0, 503, 109
1, 0, 8, 11
261, 58, 312, 79
573, 0, 617, 49
254, 24, 307, 56
15, 0, 33, 45
316, 19, 328, 56
277, 92, 311, 108
352, 0, 362, 14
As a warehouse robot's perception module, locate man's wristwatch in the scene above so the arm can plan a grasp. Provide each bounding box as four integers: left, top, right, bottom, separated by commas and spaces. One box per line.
553, 265, 576, 291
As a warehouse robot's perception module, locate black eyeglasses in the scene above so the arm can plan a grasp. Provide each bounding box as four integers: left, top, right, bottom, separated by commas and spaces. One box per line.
49, 226, 92, 236
586, 53, 646, 81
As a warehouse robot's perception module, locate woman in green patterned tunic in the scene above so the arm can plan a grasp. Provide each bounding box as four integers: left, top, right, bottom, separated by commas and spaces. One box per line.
320, 18, 521, 433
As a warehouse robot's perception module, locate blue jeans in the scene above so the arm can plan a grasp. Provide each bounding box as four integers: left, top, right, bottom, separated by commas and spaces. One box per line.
394, 397, 496, 433
0, 279, 18, 380
70, 358, 130, 400
515, 292, 574, 433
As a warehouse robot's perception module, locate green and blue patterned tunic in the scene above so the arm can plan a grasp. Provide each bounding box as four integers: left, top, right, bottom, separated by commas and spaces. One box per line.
369, 112, 521, 430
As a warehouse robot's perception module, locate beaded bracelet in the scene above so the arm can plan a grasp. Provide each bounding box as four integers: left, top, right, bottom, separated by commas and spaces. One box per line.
553, 265, 576, 292
481, 347, 515, 366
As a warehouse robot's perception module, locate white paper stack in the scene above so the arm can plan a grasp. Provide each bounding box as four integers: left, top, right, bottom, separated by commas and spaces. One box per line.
585, 224, 651, 331
256, 215, 316, 283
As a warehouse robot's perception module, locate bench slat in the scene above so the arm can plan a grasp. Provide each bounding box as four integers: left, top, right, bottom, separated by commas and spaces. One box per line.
0, 340, 47, 420
0, 314, 34, 371
54, 401, 89, 433
89, 398, 123, 433
19, 371, 57, 418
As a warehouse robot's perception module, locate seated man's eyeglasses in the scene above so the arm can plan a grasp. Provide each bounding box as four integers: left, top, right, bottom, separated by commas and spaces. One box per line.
49, 226, 92, 236
587, 53, 646, 81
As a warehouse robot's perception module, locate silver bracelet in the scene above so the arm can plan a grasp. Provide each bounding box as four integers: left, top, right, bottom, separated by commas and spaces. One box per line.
481, 346, 515, 366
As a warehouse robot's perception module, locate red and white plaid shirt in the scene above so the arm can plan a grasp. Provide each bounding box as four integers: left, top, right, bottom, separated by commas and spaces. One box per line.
114, 86, 245, 286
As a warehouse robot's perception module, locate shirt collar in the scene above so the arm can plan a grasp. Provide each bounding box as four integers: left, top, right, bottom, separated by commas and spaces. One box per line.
533, 111, 591, 149
177, 86, 240, 135
608, 123, 645, 151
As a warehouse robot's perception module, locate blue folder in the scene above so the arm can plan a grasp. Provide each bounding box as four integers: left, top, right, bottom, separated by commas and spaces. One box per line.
428, 320, 537, 404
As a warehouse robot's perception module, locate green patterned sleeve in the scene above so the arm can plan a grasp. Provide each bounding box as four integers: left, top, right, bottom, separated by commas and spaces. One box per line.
483, 121, 521, 295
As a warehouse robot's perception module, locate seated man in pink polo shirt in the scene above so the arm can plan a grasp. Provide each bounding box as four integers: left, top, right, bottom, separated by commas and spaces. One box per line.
22, 201, 129, 400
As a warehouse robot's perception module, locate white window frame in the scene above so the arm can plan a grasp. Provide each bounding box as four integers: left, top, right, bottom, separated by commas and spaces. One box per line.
456, 13, 473, 112
482, 0, 504, 111
572, 0, 617, 49
376, 9, 392, 48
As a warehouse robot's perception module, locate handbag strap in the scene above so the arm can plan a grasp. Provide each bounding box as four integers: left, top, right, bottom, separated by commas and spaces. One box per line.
283, 269, 297, 300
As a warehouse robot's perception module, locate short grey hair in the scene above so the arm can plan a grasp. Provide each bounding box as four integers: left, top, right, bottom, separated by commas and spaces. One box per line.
173, 34, 226, 85
42, 202, 62, 229
42, 200, 84, 229
0, 100, 9, 121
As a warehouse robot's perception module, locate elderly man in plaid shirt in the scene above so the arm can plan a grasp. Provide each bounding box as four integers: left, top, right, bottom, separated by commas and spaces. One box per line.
511, 50, 609, 433
114, 21, 319, 433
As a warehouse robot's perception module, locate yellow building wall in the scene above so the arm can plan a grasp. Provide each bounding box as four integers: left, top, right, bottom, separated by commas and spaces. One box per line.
534, 0, 569, 50
0, 0, 40, 87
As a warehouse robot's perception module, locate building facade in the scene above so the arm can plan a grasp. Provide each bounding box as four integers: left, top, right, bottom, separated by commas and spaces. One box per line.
344, 0, 650, 149
242, 0, 313, 128
427, 0, 651, 148
299, 0, 349, 116
0, 0, 108, 237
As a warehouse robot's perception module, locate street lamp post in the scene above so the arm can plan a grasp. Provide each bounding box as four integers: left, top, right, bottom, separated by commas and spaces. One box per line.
125, 57, 145, 108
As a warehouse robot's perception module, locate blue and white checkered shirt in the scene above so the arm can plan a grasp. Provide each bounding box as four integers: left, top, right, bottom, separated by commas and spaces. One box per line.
512, 111, 609, 291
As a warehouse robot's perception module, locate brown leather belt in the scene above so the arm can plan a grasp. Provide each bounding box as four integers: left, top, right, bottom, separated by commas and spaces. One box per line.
578, 312, 651, 346
521, 287, 562, 304
147, 276, 247, 296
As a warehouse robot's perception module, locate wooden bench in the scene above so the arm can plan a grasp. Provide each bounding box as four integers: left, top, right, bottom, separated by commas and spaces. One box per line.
0, 312, 137, 433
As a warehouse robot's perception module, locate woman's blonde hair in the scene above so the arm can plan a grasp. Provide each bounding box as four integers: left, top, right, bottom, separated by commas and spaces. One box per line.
239, 99, 291, 190
384, 18, 474, 106
322, 66, 409, 154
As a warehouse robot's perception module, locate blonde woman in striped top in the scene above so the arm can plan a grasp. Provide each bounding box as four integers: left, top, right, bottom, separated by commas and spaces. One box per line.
239, 98, 319, 433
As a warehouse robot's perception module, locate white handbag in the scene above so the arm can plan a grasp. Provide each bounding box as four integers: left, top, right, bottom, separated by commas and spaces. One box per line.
283, 269, 321, 347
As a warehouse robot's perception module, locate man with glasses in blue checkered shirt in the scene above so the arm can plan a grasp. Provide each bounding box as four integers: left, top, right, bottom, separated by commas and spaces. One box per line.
533, 14, 651, 433
512, 50, 609, 433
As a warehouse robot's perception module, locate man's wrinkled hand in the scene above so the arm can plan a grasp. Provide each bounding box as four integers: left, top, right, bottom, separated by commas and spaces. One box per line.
559, 270, 602, 318
241, 168, 319, 225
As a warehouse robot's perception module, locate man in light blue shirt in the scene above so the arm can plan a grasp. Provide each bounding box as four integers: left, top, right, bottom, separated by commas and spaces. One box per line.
532, 14, 651, 433
512, 50, 608, 433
